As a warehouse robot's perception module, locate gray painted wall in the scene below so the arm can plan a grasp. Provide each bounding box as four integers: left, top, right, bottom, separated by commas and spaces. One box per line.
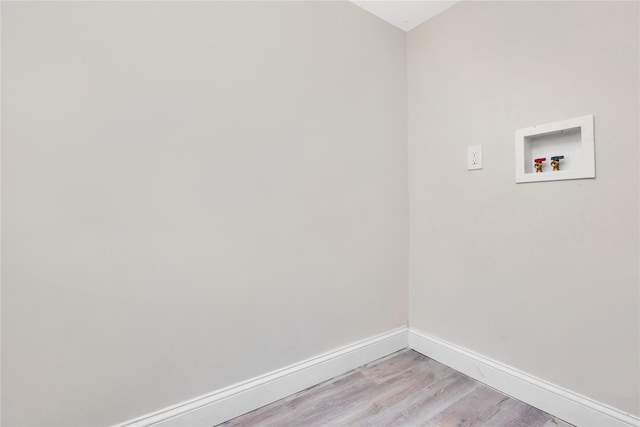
1, 2, 408, 425
408, 0, 639, 416
3, 0, 638, 424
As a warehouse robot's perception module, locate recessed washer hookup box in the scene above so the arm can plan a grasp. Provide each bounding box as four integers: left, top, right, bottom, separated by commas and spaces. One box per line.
515, 115, 595, 183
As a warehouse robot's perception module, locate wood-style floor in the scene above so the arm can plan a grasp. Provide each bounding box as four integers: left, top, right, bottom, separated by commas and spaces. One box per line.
218, 349, 572, 427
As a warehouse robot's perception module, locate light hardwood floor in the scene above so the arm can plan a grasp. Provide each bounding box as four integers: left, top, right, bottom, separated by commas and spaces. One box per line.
218, 349, 573, 426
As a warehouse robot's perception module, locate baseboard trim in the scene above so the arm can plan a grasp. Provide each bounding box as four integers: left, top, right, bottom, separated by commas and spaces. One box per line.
117, 326, 638, 427
116, 327, 409, 427
409, 328, 640, 427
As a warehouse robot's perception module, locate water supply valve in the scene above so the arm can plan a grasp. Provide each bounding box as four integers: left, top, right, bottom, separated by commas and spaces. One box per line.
550, 156, 564, 171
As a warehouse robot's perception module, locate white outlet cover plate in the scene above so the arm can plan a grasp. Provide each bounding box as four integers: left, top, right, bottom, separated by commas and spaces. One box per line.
468, 145, 482, 170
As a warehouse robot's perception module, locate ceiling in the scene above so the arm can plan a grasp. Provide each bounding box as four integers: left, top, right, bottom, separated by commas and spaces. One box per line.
351, 1, 461, 32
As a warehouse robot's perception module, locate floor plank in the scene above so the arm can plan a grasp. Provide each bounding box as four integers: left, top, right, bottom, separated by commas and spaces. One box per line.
218, 349, 572, 427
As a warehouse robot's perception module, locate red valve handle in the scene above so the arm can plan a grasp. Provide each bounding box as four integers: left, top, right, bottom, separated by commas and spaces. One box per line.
534, 158, 546, 163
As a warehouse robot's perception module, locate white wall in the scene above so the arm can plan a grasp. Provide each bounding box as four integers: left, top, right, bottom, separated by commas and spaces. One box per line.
1, 2, 408, 425
408, 0, 639, 416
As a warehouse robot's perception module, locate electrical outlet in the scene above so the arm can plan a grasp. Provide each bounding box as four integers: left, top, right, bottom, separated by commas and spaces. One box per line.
468, 145, 482, 170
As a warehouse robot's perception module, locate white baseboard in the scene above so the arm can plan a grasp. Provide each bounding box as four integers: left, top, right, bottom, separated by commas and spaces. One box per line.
115, 327, 409, 427
116, 326, 638, 427
409, 328, 640, 427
